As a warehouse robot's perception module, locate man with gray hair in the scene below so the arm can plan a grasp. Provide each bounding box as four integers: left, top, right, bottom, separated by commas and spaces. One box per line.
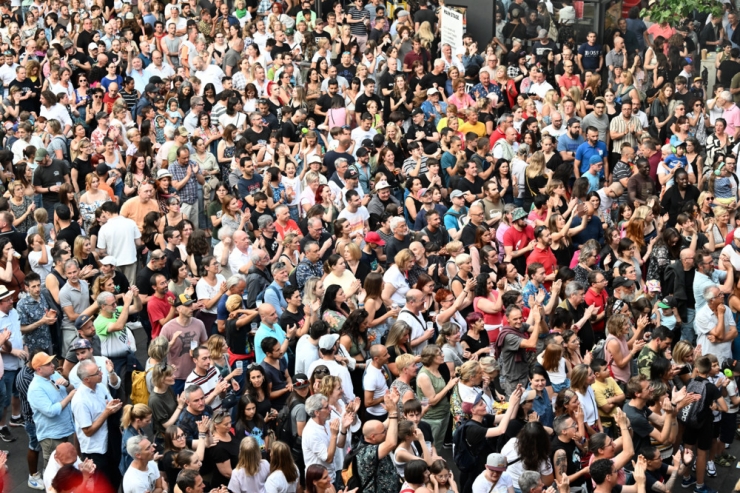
518, 471, 545, 493
398, 289, 433, 355
299, 218, 334, 263
559, 281, 599, 352
70, 358, 123, 485
263, 262, 291, 317
216, 274, 247, 334
123, 435, 166, 493
695, 284, 737, 364
59, 259, 95, 353
183, 95, 205, 132
192, 55, 225, 94
384, 216, 411, 267
499, 304, 544, 396
294, 241, 325, 291
94, 289, 142, 390
255, 215, 280, 263
302, 392, 352, 488
228, 231, 253, 276
245, 248, 273, 310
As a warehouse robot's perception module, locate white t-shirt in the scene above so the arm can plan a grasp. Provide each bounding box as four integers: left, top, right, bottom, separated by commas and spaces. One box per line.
123, 461, 161, 493
511, 157, 528, 199
472, 470, 515, 493
295, 335, 319, 376
657, 162, 694, 188
363, 364, 389, 416
28, 246, 53, 283
577, 387, 599, 427
96, 215, 141, 266
695, 303, 736, 365
337, 206, 369, 237
500, 437, 553, 486
383, 266, 410, 307
725, 378, 739, 413
265, 467, 300, 493
196, 274, 227, 314
228, 459, 270, 493
398, 308, 428, 356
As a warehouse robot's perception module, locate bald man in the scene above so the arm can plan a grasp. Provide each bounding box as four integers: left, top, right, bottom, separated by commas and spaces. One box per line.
253, 302, 296, 364
460, 202, 487, 248
398, 289, 434, 355
363, 345, 391, 421
664, 248, 697, 344
356, 389, 401, 489
228, 230, 253, 276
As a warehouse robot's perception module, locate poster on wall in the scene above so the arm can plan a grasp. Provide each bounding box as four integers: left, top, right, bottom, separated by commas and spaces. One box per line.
441, 5, 465, 55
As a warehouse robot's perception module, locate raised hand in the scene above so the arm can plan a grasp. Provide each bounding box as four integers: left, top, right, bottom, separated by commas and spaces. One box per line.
197, 416, 211, 433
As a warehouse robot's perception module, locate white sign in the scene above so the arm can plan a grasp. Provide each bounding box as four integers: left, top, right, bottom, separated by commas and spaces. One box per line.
441, 6, 464, 55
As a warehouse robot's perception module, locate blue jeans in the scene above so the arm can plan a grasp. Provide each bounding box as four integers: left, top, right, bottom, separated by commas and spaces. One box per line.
25, 420, 40, 451
680, 307, 696, 344
0, 369, 17, 410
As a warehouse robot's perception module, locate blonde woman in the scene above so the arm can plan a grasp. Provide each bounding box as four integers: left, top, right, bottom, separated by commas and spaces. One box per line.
523, 151, 550, 212
228, 437, 270, 493
615, 71, 640, 106
568, 86, 587, 118
302, 277, 325, 314
208, 333, 242, 382
278, 233, 300, 271
540, 89, 560, 126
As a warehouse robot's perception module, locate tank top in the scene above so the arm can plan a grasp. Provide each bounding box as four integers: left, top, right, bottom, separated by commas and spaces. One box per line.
416, 367, 447, 420
474, 294, 503, 327
605, 334, 631, 384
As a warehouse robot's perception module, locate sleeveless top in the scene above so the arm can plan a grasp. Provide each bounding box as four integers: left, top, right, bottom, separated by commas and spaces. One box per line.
605, 333, 631, 384
474, 293, 503, 327
416, 367, 448, 420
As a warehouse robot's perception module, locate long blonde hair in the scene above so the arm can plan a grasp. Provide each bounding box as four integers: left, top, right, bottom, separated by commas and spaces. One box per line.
235, 437, 263, 475
121, 403, 152, 429
526, 151, 546, 178
417, 23, 434, 49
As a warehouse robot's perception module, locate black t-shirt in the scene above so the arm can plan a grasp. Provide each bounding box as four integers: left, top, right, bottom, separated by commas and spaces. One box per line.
315, 93, 335, 115
461, 330, 490, 356
72, 157, 93, 193
243, 126, 271, 146
645, 463, 670, 493
457, 176, 485, 198
279, 308, 304, 335
414, 9, 436, 29
719, 60, 740, 88
8, 78, 36, 112
281, 119, 301, 145
225, 317, 252, 356
693, 376, 722, 424
551, 437, 585, 486
459, 222, 480, 249
322, 150, 355, 178
421, 72, 447, 93
57, 223, 82, 246
336, 63, 357, 82
76, 29, 94, 52
0, 230, 27, 255
623, 403, 653, 465
135, 265, 168, 297
355, 92, 382, 117
33, 160, 70, 204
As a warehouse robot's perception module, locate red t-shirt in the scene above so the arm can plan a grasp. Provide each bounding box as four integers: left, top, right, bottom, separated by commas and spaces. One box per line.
527, 245, 558, 290
275, 219, 302, 240
502, 225, 535, 254
148, 291, 176, 338
584, 287, 608, 333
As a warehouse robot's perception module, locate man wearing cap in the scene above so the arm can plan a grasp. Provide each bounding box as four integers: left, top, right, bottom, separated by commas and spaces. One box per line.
161, 294, 207, 396
695, 286, 737, 365
471, 453, 516, 493
32, 146, 70, 210
27, 351, 76, 464
367, 181, 401, 219
406, 108, 440, 157
307, 334, 355, 400
574, 126, 608, 180
421, 87, 448, 127
502, 207, 535, 275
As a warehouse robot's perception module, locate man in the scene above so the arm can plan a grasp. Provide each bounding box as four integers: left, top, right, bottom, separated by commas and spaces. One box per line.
355, 390, 402, 493
609, 100, 642, 167
574, 126, 609, 180
260, 336, 293, 410
17, 273, 55, 354
302, 393, 350, 486
363, 345, 390, 421
457, 162, 485, 204
661, 168, 700, 227
721, 227, 740, 271
93, 289, 141, 380
605, 36, 628, 83
134, 249, 169, 306
175, 469, 217, 493
235, 157, 262, 207
577, 31, 602, 74
67, 337, 120, 392
244, 249, 273, 310
54, 205, 82, 247
192, 55, 224, 94
27, 351, 76, 464
367, 181, 401, 219
405, 140, 432, 179
226, 231, 252, 277
526, 226, 557, 284
337, 189, 370, 237
98, 201, 142, 284
161, 295, 208, 396
323, 136, 356, 178
294, 241, 325, 291
556, 57, 582, 96
557, 119, 585, 168
306, 334, 354, 400
695, 285, 737, 365
527, 68, 554, 113
623, 374, 679, 464
70, 358, 122, 484
185, 346, 237, 411
123, 435, 167, 493
385, 217, 411, 267
254, 303, 295, 364
403, 37, 430, 74
693, 249, 734, 311
640, 445, 694, 493
170, 147, 205, 225
581, 98, 610, 142
551, 415, 590, 489
489, 113, 513, 148
280, 108, 307, 153
627, 158, 657, 207
264, 262, 291, 318
147, 274, 176, 339
32, 147, 70, 210
497, 305, 542, 396
143, 50, 175, 82
351, 112, 378, 146
541, 112, 566, 138
521, 263, 560, 315
8, 66, 36, 113
503, 207, 535, 276
590, 456, 648, 493
571, 202, 604, 247
399, 289, 433, 355
59, 260, 93, 354
443, 190, 469, 241
459, 203, 487, 248
216, 276, 248, 335
636, 325, 672, 377
583, 271, 610, 337
405, 108, 440, 157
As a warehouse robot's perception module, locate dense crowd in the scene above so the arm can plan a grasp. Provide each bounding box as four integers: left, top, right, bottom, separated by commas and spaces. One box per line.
0, 1, 739, 493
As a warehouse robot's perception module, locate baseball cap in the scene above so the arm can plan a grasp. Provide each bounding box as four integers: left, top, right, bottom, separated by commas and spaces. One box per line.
538, 28, 548, 38
356, 147, 369, 157
100, 256, 117, 266
318, 333, 339, 350
396, 9, 409, 17
144, 83, 158, 94
149, 76, 164, 84
74, 314, 93, 330
96, 163, 109, 175
657, 296, 676, 309
177, 126, 189, 137
31, 352, 55, 370
612, 276, 635, 289
294, 373, 310, 389
344, 168, 359, 179
88, 42, 98, 51
55, 443, 78, 465
412, 108, 424, 117
426, 88, 439, 96
485, 453, 508, 472
71, 338, 92, 351
450, 190, 465, 199
374, 181, 390, 191
416, 188, 430, 199
567, 117, 580, 127
174, 293, 195, 307
34, 148, 48, 162
589, 155, 602, 165
461, 392, 483, 414
96, 111, 109, 120
365, 231, 385, 246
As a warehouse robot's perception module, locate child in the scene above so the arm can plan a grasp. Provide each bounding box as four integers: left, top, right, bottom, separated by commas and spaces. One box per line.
718, 359, 740, 467
617, 202, 634, 231
653, 296, 681, 335
658, 142, 688, 188
403, 399, 437, 457
709, 159, 737, 208
590, 358, 625, 437
585, 155, 603, 193
706, 354, 730, 472
166, 98, 183, 127
366, 99, 384, 133
428, 459, 458, 493
154, 114, 166, 145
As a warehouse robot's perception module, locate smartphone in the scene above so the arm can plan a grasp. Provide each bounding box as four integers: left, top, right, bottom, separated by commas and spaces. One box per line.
678, 365, 691, 376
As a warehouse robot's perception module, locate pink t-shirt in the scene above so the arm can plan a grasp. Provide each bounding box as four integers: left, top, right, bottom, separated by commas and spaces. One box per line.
723, 104, 740, 136
646, 24, 675, 54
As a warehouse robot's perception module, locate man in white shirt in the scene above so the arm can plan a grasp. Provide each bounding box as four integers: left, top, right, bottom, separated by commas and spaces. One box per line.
126, 55, 148, 93
301, 393, 349, 486
399, 289, 434, 355
123, 436, 167, 493
541, 112, 566, 137
350, 113, 378, 145
306, 334, 355, 400
294, 321, 326, 376
144, 51, 175, 82
527, 69, 554, 113
96, 201, 142, 284
43, 443, 92, 492
320, 65, 349, 94
363, 345, 390, 420
193, 56, 224, 94
228, 230, 253, 276
337, 188, 370, 236
695, 285, 737, 365
0, 51, 18, 97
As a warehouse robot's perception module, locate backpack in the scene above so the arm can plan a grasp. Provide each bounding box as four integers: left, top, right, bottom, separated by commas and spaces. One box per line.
342, 443, 374, 492
275, 400, 300, 445
130, 366, 152, 405
677, 378, 708, 428
255, 284, 280, 307
591, 339, 606, 362
452, 419, 486, 472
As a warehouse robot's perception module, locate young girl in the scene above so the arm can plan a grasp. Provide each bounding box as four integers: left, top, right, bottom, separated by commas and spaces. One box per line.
326, 94, 349, 128
281, 162, 302, 222
366, 99, 384, 133
710, 161, 737, 208
235, 394, 272, 456
617, 203, 634, 231
428, 459, 458, 493
154, 115, 167, 145
166, 98, 183, 127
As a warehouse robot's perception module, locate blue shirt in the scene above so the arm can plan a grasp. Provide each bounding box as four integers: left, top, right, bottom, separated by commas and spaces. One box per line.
575, 140, 608, 175
577, 42, 603, 70
585, 170, 600, 192
571, 215, 604, 248
27, 372, 75, 441
557, 133, 585, 159
421, 100, 447, 128
263, 281, 288, 318
253, 323, 288, 364
527, 386, 554, 427
522, 281, 550, 308
694, 270, 727, 311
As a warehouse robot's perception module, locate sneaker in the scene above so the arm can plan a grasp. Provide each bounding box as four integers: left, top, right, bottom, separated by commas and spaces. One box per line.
27, 475, 43, 490
707, 460, 717, 477
694, 486, 718, 493
682, 476, 697, 488
692, 460, 696, 472
8, 416, 23, 427
443, 442, 452, 449
0, 427, 15, 443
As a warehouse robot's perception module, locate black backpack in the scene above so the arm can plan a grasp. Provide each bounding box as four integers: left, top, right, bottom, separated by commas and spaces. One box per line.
678, 378, 708, 428
275, 400, 299, 444
452, 419, 485, 472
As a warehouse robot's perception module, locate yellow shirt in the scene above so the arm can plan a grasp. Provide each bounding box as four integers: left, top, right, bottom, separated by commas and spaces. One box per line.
591, 377, 624, 426
459, 121, 487, 138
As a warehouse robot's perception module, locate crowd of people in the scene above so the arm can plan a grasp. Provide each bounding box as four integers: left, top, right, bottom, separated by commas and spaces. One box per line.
1, 1, 740, 493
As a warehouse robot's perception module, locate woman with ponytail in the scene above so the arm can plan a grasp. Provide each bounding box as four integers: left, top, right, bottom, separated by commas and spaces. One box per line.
119, 404, 153, 475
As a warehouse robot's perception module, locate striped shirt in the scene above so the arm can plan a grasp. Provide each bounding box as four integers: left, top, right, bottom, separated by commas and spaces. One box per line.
347, 6, 369, 36
185, 366, 224, 410
608, 114, 642, 152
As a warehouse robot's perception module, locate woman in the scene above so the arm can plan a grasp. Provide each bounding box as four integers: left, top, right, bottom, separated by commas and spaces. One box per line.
265, 442, 300, 493
450, 361, 494, 424
124, 154, 152, 199
386, 321, 413, 377
416, 345, 459, 449
164, 197, 185, 229
321, 284, 352, 333
401, 460, 434, 493
706, 118, 734, 169
570, 363, 603, 434
389, 353, 419, 413
73, 236, 100, 274
650, 83, 674, 141
362, 272, 398, 343
246, 364, 274, 421
646, 227, 682, 286
220, 194, 250, 235
322, 253, 361, 298
235, 394, 272, 451
473, 273, 504, 338
7, 180, 34, 234
119, 404, 153, 475
382, 249, 415, 309
0, 237, 24, 303
168, 259, 194, 298
404, 177, 424, 227
228, 437, 270, 493
562, 329, 588, 373
500, 422, 554, 488
573, 242, 602, 287
79, 174, 111, 231
305, 464, 339, 493
523, 151, 549, 212
207, 410, 240, 488
605, 312, 646, 386
449, 253, 475, 318
437, 323, 464, 373
492, 160, 516, 205
339, 309, 369, 393
217, 125, 237, 177
587, 414, 635, 487
148, 364, 187, 438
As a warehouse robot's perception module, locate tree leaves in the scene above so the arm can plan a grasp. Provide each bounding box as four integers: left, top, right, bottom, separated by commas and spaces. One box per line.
639, 0, 722, 28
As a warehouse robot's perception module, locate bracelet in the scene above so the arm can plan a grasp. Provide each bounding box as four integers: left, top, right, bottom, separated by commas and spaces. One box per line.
340, 430, 347, 435
389, 415, 398, 419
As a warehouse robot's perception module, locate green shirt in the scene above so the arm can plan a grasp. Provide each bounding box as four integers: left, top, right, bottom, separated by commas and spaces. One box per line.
637, 345, 663, 378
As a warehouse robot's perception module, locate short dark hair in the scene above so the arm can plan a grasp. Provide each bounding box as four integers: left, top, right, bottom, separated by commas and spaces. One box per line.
260, 336, 279, 354
24, 272, 41, 285
100, 201, 119, 214
590, 458, 614, 485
